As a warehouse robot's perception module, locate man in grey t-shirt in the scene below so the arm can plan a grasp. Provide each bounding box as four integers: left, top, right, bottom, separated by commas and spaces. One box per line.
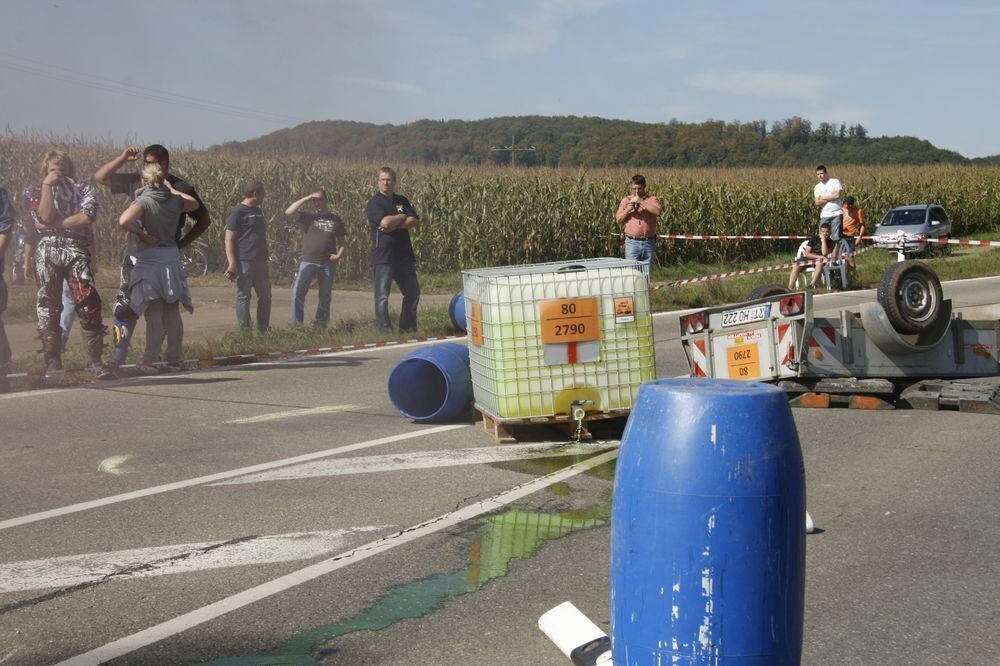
224, 181, 270, 332
284, 190, 346, 328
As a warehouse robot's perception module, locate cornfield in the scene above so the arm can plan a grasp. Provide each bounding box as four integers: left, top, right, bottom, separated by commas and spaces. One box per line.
3, 136, 999, 280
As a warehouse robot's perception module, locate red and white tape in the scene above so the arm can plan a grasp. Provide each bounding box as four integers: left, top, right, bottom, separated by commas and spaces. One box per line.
654, 234, 811, 241
863, 235, 1000, 247
651, 245, 874, 291
631, 232, 1000, 247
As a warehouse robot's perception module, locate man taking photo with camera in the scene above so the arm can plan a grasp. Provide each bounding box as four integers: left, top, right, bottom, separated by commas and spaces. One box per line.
615, 174, 661, 276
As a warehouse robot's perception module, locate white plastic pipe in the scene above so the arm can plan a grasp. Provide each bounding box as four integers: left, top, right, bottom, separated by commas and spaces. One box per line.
538, 601, 613, 665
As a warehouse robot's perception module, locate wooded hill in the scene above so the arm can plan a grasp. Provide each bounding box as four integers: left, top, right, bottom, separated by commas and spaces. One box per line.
209, 115, 975, 167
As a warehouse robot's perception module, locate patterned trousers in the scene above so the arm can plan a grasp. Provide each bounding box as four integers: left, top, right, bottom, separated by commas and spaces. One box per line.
35, 236, 104, 333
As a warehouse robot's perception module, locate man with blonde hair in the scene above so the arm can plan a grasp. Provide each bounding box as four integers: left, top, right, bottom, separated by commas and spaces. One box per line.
27, 151, 111, 377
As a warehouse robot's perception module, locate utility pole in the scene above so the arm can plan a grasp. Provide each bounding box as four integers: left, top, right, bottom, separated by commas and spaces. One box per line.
490, 135, 536, 166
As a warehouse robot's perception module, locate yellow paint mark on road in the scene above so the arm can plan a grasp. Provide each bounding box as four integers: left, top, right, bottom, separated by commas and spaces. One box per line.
226, 405, 362, 425
98, 455, 133, 475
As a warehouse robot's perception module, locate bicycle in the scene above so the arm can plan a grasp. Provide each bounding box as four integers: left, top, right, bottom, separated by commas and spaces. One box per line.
179, 239, 210, 277
116, 237, 211, 278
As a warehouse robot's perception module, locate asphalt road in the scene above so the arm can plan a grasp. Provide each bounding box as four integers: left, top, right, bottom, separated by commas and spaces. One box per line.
1, 278, 998, 665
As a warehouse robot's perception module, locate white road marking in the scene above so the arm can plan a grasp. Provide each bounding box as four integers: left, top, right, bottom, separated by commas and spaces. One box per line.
211, 442, 619, 485
97, 455, 133, 475
0, 424, 467, 532
225, 404, 362, 425
0, 527, 389, 594
55, 448, 619, 666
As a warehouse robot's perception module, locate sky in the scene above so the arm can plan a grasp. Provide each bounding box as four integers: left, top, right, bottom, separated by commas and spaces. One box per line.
1, 0, 998, 158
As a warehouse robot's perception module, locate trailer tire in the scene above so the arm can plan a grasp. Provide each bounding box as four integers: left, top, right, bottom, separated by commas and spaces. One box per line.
876, 261, 943, 334
745, 284, 790, 302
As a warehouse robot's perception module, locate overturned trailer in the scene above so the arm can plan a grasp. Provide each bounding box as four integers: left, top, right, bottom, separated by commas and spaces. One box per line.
678, 262, 1000, 412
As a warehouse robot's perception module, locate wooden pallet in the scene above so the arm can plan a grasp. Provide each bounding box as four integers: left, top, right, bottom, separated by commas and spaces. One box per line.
475, 407, 628, 443
779, 377, 1000, 413
779, 378, 896, 410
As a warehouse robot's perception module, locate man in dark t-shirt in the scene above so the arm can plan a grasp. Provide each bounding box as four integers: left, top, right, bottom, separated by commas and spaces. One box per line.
0, 185, 14, 390
93, 145, 211, 366
365, 167, 420, 333
284, 190, 346, 327
788, 221, 834, 290
224, 181, 271, 332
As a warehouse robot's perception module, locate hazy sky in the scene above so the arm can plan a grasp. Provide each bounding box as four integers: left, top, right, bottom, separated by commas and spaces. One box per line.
2, 0, 998, 157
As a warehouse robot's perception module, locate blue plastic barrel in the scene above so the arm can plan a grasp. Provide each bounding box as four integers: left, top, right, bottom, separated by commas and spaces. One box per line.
387, 343, 473, 423
449, 290, 467, 332
610, 378, 805, 665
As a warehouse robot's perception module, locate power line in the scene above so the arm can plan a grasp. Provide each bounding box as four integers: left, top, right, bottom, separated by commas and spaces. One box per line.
0, 51, 305, 126
490, 135, 536, 166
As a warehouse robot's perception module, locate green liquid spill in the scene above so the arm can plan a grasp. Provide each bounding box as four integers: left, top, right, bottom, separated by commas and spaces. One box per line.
204, 498, 611, 666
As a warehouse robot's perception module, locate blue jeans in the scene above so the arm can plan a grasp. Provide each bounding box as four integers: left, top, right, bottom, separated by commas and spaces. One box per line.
374, 262, 420, 332
290, 260, 335, 327
236, 260, 272, 333
60, 280, 76, 336
625, 237, 656, 276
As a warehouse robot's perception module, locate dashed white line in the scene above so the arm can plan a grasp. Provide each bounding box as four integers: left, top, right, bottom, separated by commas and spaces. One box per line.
211, 442, 619, 485
225, 404, 362, 424
0, 424, 467, 532
0, 527, 390, 593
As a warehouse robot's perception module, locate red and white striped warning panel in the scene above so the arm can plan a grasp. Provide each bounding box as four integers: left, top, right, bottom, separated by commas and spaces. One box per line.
688, 338, 709, 377
776, 322, 796, 369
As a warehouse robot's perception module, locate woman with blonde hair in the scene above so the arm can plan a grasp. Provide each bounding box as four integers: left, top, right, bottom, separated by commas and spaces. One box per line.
118, 162, 198, 372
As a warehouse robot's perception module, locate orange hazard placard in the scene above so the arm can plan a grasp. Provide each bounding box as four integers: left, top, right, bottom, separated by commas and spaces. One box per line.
469, 301, 483, 346
727, 343, 761, 379
613, 296, 635, 323
539, 297, 600, 344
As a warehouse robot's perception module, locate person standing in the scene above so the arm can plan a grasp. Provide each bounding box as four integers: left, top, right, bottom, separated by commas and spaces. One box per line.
93, 145, 211, 365
366, 167, 420, 333
0, 185, 15, 391
840, 195, 864, 272
813, 165, 844, 247
27, 150, 110, 377
614, 174, 662, 276
224, 181, 271, 333
284, 190, 346, 328
118, 163, 199, 373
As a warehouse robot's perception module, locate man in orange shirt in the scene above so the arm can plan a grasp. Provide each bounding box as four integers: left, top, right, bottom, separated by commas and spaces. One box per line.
840, 195, 864, 274
615, 174, 662, 276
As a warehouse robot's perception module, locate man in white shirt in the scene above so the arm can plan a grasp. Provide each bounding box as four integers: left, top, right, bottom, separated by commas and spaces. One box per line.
813, 164, 843, 244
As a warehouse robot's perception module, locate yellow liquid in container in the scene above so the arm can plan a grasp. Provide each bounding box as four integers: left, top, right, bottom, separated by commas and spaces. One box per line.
462, 259, 655, 421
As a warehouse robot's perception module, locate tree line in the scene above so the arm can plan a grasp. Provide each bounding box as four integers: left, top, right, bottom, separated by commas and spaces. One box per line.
209, 115, 975, 167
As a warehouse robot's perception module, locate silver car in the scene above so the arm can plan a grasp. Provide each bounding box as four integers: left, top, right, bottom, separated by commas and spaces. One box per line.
872, 204, 952, 256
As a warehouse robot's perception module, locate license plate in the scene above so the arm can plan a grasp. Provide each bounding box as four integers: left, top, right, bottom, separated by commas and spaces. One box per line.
721, 304, 771, 328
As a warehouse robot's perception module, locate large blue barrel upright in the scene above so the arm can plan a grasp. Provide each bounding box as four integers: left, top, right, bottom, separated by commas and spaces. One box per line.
610, 378, 805, 665
387, 343, 472, 423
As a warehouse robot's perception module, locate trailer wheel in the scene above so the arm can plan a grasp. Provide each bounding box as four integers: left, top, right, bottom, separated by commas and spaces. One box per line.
876, 261, 943, 334
745, 284, 790, 302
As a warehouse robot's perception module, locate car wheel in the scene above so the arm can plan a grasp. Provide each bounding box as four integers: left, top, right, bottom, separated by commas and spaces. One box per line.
745, 284, 790, 302
876, 261, 943, 334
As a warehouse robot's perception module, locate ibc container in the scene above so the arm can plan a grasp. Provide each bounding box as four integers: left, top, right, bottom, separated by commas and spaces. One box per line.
461, 258, 655, 421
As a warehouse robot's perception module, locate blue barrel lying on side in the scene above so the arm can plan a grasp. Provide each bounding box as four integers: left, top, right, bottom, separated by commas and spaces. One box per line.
449, 290, 467, 333
387, 342, 473, 423
611, 378, 806, 665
